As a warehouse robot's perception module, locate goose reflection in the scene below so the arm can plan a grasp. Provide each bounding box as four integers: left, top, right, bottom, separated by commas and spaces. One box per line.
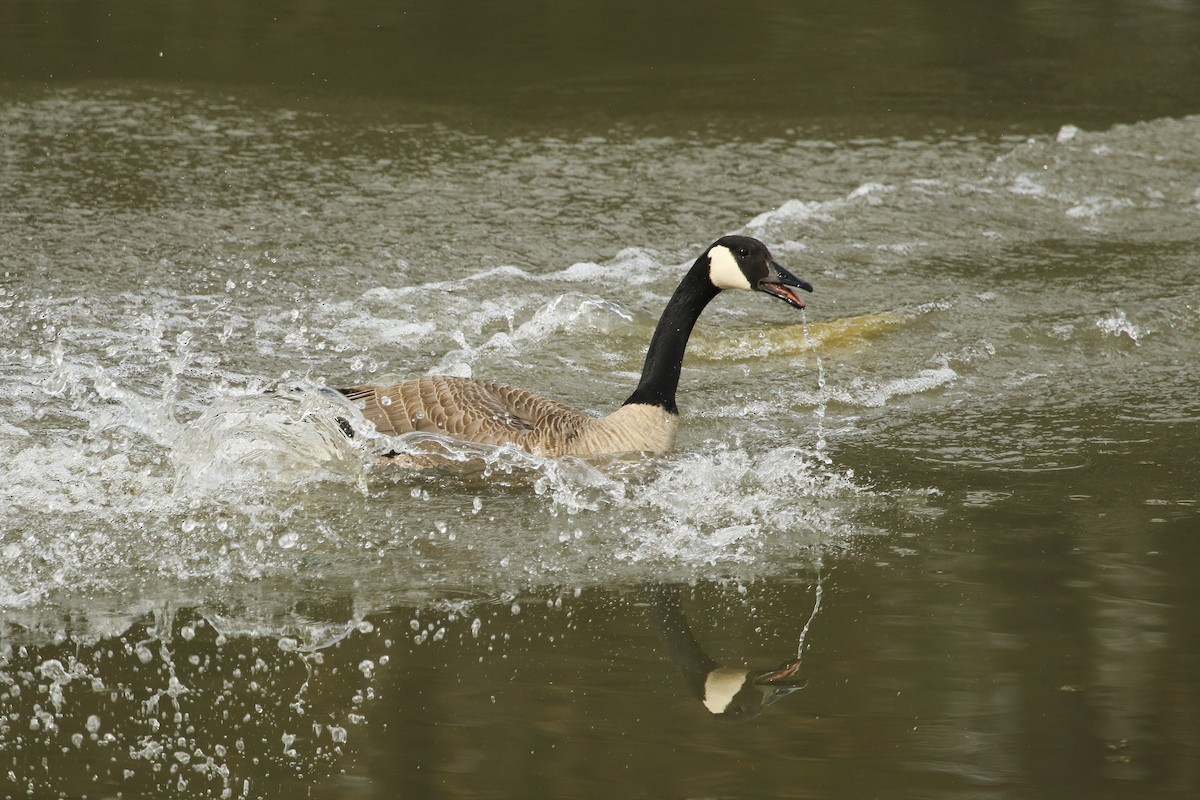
647, 584, 808, 720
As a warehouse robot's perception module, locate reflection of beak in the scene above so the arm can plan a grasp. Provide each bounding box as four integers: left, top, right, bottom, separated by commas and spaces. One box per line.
757, 260, 814, 309
753, 659, 808, 706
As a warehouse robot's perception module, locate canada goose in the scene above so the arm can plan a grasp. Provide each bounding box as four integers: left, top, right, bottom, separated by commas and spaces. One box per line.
649, 585, 807, 719
337, 235, 812, 459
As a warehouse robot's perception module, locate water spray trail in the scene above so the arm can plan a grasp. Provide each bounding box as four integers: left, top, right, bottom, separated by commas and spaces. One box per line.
799, 310, 828, 459
794, 570, 824, 661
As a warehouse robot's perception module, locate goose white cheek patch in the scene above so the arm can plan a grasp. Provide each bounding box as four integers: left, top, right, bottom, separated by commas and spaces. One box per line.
703, 667, 751, 714
707, 245, 752, 290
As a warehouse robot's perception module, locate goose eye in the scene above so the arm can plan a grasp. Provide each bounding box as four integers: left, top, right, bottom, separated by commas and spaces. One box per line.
737, 247, 749, 258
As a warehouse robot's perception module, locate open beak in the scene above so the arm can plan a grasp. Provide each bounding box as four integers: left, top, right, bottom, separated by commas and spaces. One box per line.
754, 658, 808, 706
757, 260, 814, 310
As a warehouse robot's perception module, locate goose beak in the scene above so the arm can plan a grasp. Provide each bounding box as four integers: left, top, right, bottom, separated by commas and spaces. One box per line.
753, 658, 808, 706
757, 260, 814, 310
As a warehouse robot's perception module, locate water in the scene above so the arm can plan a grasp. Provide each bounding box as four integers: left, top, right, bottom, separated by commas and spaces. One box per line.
3, 2, 1200, 798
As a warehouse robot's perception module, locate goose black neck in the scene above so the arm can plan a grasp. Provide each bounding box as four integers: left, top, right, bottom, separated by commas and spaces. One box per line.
649, 586, 720, 700
623, 259, 719, 414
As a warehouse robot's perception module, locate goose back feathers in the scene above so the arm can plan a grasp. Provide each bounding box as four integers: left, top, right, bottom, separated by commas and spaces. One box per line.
336, 235, 812, 460
340, 377, 678, 457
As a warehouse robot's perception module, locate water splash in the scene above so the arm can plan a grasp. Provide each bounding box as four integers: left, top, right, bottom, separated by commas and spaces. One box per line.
1095, 309, 1148, 344
170, 389, 367, 496
615, 444, 862, 566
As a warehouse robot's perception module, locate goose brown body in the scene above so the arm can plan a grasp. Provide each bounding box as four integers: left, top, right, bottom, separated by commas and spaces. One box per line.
340, 377, 678, 457
335, 236, 812, 460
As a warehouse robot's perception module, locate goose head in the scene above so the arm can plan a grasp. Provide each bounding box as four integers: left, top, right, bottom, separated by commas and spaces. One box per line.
705, 235, 813, 309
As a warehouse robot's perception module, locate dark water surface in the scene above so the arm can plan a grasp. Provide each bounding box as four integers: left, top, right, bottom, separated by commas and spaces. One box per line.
2, 2, 1199, 799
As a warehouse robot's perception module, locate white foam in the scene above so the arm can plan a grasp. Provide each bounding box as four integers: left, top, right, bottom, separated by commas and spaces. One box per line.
745, 198, 838, 233
431, 293, 633, 374
560, 248, 666, 286
1095, 309, 1149, 343
1008, 173, 1048, 197
0, 416, 30, 439
792, 366, 960, 409
1056, 124, 1081, 143
1065, 196, 1136, 219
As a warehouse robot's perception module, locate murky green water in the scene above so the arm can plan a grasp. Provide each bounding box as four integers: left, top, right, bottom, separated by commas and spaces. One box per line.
2, 2, 1199, 798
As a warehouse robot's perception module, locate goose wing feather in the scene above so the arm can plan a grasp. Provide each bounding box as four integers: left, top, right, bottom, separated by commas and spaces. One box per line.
340, 376, 593, 454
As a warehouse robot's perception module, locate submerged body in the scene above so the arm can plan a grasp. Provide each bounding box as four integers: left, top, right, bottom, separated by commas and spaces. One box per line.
337, 236, 812, 460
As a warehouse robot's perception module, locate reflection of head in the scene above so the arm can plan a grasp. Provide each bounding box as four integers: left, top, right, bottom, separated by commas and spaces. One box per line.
649, 585, 808, 721
703, 661, 807, 720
